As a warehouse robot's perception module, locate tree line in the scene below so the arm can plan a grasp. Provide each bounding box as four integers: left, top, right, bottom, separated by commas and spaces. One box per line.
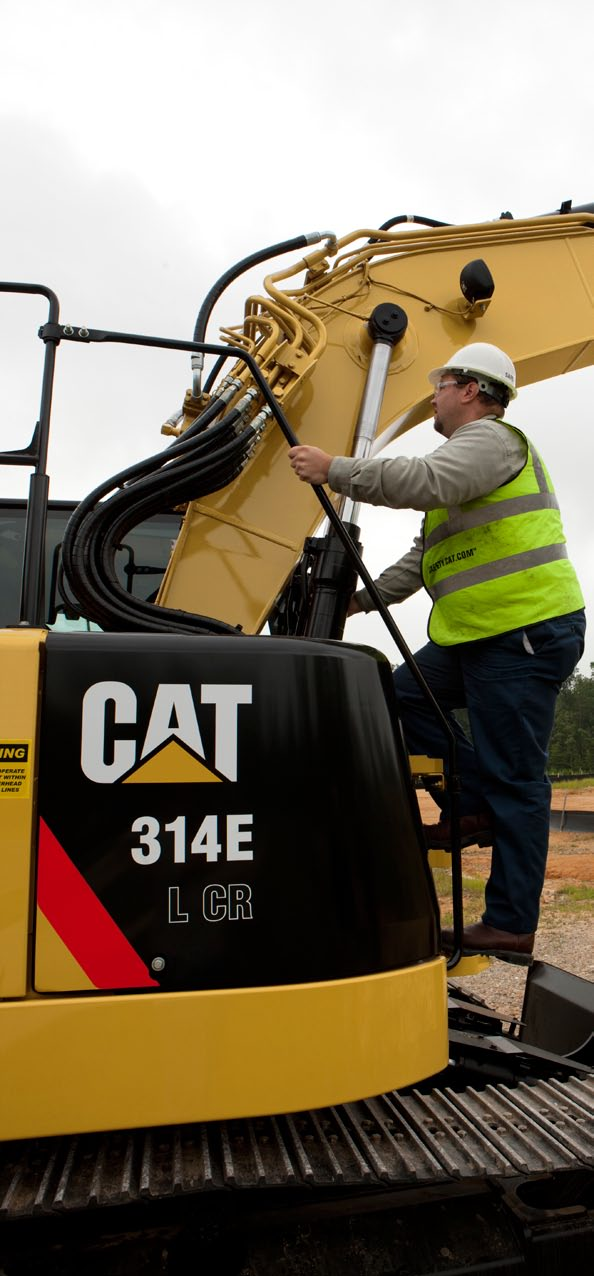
549, 671, 594, 776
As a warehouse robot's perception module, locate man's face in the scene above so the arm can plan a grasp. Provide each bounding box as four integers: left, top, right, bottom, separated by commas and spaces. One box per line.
431, 377, 469, 437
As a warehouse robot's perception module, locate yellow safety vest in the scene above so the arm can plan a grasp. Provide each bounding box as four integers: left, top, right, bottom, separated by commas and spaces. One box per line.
422, 423, 584, 646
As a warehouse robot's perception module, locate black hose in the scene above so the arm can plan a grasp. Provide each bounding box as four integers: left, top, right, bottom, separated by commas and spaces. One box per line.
203, 353, 228, 395
61, 407, 256, 634
193, 234, 313, 345
64, 428, 247, 629
367, 214, 451, 245
179, 387, 233, 437
378, 214, 450, 231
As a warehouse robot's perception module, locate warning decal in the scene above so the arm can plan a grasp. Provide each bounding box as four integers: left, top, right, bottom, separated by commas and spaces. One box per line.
0, 741, 31, 798
38, 818, 160, 989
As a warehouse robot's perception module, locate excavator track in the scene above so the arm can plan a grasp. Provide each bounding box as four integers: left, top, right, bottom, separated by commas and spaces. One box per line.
1, 1075, 593, 1274
2, 1075, 593, 1213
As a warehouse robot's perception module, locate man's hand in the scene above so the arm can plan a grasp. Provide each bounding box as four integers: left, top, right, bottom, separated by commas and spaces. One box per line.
346, 597, 363, 618
288, 445, 333, 485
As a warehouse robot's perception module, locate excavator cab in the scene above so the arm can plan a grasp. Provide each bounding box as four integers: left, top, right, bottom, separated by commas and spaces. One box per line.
0, 498, 181, 631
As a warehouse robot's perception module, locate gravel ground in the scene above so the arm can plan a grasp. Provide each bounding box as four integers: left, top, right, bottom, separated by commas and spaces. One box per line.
448, 914, 593, 1020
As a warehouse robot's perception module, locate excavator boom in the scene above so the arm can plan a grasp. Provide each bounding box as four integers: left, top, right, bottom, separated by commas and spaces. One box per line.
156, 211, 594, 632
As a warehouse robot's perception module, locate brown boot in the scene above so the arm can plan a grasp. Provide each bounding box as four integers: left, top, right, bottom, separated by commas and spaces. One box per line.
423, 812, 493, 850
441, 921, 535, 966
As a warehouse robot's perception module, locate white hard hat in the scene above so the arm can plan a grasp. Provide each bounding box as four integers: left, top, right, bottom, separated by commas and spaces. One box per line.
429, 342, 517, 402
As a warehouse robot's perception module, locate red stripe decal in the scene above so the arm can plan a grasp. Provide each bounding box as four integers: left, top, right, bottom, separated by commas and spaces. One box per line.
38, 818, 159, 989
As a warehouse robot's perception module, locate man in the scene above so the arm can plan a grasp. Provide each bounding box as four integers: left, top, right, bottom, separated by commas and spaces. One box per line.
288, 342, 585, 963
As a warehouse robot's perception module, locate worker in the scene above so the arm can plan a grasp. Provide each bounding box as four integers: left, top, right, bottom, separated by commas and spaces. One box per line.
288, 342, 586, 962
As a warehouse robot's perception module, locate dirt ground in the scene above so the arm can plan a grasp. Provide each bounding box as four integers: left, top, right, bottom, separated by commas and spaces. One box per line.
418, 786, 594, 1019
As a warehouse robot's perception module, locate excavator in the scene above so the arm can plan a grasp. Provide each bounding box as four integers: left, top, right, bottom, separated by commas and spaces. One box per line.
1, 205, 593, 1273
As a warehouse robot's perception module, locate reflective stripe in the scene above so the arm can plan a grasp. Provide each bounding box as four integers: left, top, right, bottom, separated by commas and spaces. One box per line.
429, 543, 569, 600
529, 442, 549, 494
424, 491, 560, 550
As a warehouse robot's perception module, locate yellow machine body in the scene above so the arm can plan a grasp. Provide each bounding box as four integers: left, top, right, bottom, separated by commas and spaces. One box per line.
0, 963, 446, 1140
0, 626, 447, 1139
0, 628, 44, 999
3, 210, 594, 1143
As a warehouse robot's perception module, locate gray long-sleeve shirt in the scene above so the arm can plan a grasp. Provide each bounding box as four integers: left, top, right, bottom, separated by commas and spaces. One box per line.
327, 417, 527, 612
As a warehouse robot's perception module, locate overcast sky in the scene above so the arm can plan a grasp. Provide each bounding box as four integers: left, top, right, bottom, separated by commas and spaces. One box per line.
2, 0, 593, 671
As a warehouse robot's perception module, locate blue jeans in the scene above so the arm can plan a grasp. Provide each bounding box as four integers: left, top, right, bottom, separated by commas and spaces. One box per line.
393, 610, 586, 933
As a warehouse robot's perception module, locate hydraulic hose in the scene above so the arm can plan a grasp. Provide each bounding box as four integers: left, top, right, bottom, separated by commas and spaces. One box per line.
378, 214, 450, 230
193, 235, 320, 345
203, 353, 228, 395
191, 232, 332, 395
367, 214, 451, 245
61, 408, 256, 634
64, 427, 249, 629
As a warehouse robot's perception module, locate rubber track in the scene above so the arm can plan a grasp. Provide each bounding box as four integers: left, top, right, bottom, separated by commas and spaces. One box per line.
1, 1075, 593, 1218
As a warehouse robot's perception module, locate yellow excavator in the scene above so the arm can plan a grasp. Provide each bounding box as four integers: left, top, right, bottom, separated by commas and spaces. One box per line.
1, 205, 593, 1273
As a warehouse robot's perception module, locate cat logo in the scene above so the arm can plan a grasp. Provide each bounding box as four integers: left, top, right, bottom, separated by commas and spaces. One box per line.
81, 681, 252, 784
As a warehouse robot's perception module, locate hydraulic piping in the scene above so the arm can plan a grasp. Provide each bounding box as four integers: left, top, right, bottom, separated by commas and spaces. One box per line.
191, 231, 336, 396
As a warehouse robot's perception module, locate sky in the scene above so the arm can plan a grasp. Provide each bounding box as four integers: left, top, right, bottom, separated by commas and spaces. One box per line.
2, 0, 594, 672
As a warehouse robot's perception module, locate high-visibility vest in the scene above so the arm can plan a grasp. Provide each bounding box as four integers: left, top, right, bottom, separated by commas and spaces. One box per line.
422, 423, 584, 646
